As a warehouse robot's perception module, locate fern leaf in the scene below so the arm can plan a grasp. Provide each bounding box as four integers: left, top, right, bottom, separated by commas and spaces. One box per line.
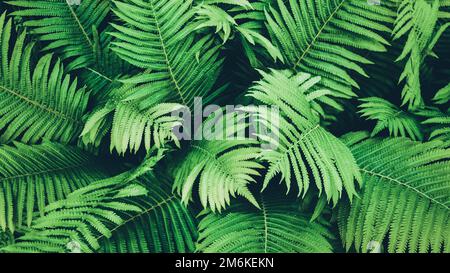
393, 0, 450, 109
433, 82, 450, 104
100, 174, 197, 253
339, 132, 450, 253
81, 0, 227, 154
265, 0, 395, 101
359, 97, 423, 140
196, 192, 335, 253
81, 82, 184, 155
173, 112, 264, 212
0, 142, 110, 233
420, 107, 450, 145
0, 174, 147, 253
0, 13, 89, 144
1, 160, 197, 253
245, 69, 361, 205
109, 0, 224, 106
7, 0, 111, 71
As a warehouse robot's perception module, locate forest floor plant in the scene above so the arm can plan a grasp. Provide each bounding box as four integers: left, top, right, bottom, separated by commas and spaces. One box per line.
0, 0, 449, 253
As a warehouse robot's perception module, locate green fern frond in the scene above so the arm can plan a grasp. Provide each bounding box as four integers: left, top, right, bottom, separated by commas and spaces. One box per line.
0, 142, 109, 233
7, 0, 111, 71
393, 0, 450, 109
0, 174, 148, 253
420, 107, 450, 145
100, 174, 197, 253
194, 3, 238, 43
79, 0, 226, 154
359, 97, 423, 140
7, 1, 134, 104
0, 230, 12, 247
78, 26, 133, 103
1, 152, 197, 253
109, 0, 224, 106
173, 112, 264, 212
193, 0, 283, 65
1, 0, 450, 255
246, 69, 361, 205
339, 132, 450, 253
81, 85, 183, 155
196, 192, 335, 253
433, 82, 450, 104
0, 13, 89, 144
264, 0, 396, 101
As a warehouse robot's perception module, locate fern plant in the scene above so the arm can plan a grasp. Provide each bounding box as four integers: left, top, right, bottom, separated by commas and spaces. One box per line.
0, 0, 449, 254
339, 132, 450, 253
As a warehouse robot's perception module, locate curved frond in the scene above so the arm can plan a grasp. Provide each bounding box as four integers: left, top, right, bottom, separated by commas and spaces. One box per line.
173, 112, 264, 212
0, 174, 148, 253
0, 142, 109, 233
8, 0, 111, 71
420, 107, 450, 145
0, 13, 89, 144
246, 69, 361, 205
78, 26, 134, 103
196, 193, 335, 253
393, 0, 450, 109
339, 132, 450, 253
193, 0, 283, 65
359, 97, 423, 140
433, 82, 450, 104
1, 154, 197, 253
265, 0, 396, 101
100, 174, 197, 253
109, 0, 224, 106
81, 85, 183, 155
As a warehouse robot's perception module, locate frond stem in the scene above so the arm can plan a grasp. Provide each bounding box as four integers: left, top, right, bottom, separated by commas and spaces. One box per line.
0, 163, 89, 182
293, 0, 346, 70
360, 168, 450, 212
0, 85, 80, 124
85, 68, 114, 83
149, 1, 187, 105
65, 0, 94, 48
95, 195, 176, 242
260, 194, 269, 253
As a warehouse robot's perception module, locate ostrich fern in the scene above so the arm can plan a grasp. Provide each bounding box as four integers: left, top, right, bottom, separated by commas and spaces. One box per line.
0, 0, 449, 254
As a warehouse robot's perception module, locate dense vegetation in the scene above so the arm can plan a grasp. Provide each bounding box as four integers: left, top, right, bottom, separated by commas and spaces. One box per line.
0, 0, 449, 253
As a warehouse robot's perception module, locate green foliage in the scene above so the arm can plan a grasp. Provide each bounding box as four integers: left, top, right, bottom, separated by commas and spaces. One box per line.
245, 69, 361, 205
433, 82, 450, 104
0, 0, 449, 254
358, 97, 423, 140
173, 113, 264, 212
0, 142, 109, 233
420, 107, 450, 145
0, 13, 89, 144
81, 93, 183, 155
100, 174, 198, 253
1, 174, 149, 253
393, 0, 440, 109
2, 151, 197, 253
108, 0, 224, 106
197, 192, 335, 253
265, 0, 396, 102
339, 132, 450, 253
8, 0, 111, 71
